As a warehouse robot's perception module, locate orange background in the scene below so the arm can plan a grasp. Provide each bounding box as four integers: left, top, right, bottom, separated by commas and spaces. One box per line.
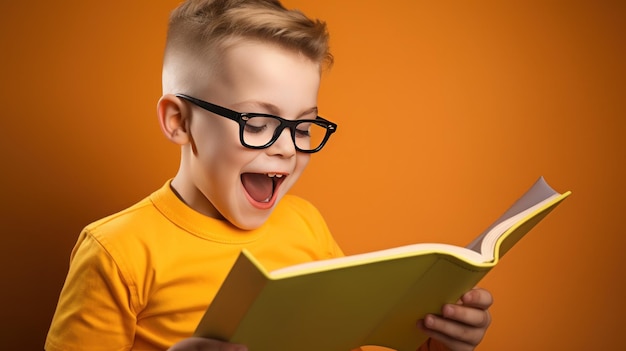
1, 0, 624, 350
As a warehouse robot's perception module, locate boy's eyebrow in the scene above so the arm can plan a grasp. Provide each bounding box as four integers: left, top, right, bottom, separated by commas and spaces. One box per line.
233, 101, 318, 118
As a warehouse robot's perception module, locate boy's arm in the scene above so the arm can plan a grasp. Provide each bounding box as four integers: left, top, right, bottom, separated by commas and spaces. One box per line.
417, 287, 493, 351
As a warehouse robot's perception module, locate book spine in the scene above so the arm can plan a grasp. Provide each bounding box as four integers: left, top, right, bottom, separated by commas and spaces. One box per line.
194, 251, 268, 340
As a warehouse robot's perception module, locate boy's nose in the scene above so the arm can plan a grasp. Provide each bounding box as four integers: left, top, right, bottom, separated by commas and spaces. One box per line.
266, 127, 296, 157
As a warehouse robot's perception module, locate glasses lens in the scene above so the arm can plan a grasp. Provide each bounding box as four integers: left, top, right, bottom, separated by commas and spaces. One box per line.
242, 116, 282, 147
293, 121, 329, 151
242, 116, 329, 151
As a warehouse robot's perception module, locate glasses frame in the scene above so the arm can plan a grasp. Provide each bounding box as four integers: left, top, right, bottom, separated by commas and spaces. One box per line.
175, 94, 337, 153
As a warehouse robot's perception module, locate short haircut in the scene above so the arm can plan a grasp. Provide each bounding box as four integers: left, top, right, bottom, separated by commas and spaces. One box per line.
162, 0, 333, 93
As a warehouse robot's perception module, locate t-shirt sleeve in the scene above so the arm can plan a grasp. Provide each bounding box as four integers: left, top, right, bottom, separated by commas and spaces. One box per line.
45, 230, 137, 351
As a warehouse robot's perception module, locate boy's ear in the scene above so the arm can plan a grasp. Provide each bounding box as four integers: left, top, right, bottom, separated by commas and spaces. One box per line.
157, 94, 191, 145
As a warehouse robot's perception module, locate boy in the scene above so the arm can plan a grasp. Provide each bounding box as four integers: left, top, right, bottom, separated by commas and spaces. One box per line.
46, 1, 492, 350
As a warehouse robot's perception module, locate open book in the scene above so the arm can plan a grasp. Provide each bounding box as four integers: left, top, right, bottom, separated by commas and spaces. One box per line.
194, 177, 571, 351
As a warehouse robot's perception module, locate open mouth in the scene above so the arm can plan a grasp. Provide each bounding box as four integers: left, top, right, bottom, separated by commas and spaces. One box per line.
241, 172, 286, 206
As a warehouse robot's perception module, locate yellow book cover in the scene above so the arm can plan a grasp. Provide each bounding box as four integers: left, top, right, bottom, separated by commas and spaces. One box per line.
194, 177, 571, 351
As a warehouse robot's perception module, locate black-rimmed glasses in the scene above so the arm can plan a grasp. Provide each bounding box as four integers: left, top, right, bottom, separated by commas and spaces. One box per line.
175, 94, 337, 153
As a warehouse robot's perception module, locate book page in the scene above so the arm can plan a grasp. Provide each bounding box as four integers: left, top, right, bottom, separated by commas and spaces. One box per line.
270, 243, 485, 278
477, 194, 560, 260
466, 177, 559, 253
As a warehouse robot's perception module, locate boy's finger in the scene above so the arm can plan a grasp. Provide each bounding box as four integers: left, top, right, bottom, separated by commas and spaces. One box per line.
442, 303, 492, 328
460, 287, 494, 309
419, 314, 485, 349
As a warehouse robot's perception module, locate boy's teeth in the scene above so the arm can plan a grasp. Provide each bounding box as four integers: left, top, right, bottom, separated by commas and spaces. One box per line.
267, 173, 283, 178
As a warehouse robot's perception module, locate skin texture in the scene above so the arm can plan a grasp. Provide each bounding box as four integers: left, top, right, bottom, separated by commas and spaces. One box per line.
158, 40, 319, 230
160, 40, 493, 351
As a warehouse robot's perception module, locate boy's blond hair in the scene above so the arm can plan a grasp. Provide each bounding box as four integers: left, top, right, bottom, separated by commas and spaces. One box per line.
162, 0, 332, 94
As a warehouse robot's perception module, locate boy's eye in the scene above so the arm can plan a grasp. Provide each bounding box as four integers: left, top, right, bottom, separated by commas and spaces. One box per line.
295, 123, 311, 138
244, 123, 267, 134
244, 116, 277, 134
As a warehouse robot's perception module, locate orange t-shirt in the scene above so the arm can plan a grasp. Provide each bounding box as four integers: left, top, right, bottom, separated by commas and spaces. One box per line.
46, 181, 344, 350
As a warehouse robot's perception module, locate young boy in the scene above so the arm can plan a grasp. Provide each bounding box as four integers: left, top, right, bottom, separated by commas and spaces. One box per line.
46, 1, 493, 350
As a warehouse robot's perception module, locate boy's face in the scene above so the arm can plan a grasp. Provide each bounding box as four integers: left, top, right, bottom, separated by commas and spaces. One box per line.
174, 40, 321, 230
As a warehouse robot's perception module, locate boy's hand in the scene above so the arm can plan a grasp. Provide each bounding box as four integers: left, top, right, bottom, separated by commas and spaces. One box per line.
417, 287, 493, 351
167, 337, 247, 351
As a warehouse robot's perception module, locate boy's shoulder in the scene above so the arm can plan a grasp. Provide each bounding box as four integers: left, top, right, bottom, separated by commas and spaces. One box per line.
272, 194, 331, 235
81, 181, 177, 243
82, 194, 158, 240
